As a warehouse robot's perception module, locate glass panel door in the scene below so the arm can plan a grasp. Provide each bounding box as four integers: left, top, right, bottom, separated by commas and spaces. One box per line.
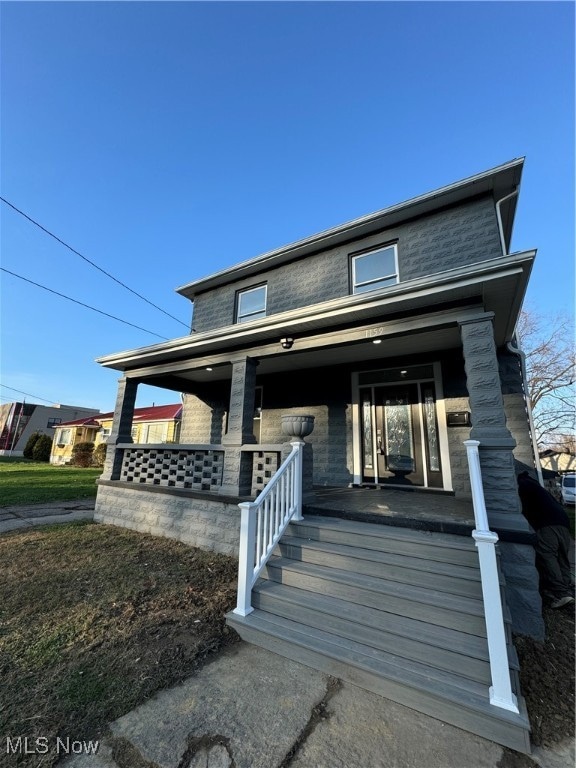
375, 384, 424, 486
383, 394, 415, 473
359, 379, 442, 487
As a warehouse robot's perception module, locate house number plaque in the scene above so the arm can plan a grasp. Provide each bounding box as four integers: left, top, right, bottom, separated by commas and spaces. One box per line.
365, 326, 385, 338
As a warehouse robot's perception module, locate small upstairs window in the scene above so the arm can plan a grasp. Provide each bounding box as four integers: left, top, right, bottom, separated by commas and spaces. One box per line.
236, 285, 267, 323
352, 244, 398, 294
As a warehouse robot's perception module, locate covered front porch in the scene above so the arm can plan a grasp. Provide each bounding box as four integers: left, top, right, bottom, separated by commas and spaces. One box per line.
94, 259, 543, 640
97, 306, 532, 524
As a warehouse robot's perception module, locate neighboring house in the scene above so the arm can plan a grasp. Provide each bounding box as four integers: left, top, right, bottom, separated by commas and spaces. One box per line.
0, 402, 100, 456
94, 159, 542, 753
539, 449, 576, 474
50, 404, 182, 465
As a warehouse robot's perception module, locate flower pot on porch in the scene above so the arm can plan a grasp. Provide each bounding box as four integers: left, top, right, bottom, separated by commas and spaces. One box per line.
281, 414, 315, 439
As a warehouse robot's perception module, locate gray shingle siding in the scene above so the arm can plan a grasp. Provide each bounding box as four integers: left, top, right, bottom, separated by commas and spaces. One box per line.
191, 196, 501, 333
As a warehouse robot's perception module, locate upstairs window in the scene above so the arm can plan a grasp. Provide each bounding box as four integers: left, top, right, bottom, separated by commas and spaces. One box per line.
236, 285, 267, 323
352, 244, 398, 294
47, 417, 62, 428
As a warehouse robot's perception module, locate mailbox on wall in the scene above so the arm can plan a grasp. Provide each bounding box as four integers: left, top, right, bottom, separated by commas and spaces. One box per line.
446, 411, 471, 427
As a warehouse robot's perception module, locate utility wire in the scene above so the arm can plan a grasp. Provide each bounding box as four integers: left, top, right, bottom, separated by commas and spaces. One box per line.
0, 196, 189, 329
0, 384, 56, 404
1, 267, 169, 341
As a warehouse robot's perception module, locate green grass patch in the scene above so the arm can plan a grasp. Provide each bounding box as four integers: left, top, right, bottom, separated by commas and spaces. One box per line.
0, 459, 101, 507
0, 522, 238, 768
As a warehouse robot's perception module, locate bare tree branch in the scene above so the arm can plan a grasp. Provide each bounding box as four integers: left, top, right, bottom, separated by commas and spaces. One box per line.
516, 308, 576, 451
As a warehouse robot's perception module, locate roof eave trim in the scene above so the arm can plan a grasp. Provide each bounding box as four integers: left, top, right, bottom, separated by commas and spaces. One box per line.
176, 158, 525, 299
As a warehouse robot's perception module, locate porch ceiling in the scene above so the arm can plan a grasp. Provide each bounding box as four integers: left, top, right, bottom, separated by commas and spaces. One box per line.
125, 318, 464, 392
195, 326, 462, 381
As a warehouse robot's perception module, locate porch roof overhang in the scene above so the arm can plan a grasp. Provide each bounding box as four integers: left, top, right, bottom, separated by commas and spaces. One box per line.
176, 158, 524, 300
96, 250, 535, 391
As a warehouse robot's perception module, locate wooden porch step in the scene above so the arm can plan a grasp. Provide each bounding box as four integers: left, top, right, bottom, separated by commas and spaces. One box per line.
226, 514, 529, 753
227, 609, 531, 754
263, 556, 494, 637
290, 515, 480, 567
252, 579, 520, 684
278, 534, 485, 598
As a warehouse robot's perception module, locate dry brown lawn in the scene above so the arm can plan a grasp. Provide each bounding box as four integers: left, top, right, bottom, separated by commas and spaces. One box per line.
0, 521, 239, 768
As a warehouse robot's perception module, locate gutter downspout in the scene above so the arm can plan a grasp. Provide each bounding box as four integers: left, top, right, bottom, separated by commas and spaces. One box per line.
507, 340, 544, 486
495, 188, 519, 256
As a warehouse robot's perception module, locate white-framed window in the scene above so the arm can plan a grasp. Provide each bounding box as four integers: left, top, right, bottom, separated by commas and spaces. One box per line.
56, 428, 72, 446
236, 285, 267, 323
351, 244, 398, 294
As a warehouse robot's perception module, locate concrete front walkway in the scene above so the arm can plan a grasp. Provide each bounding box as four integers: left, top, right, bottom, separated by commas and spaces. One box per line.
0, 499, 95, 534
62, 643, 574, 768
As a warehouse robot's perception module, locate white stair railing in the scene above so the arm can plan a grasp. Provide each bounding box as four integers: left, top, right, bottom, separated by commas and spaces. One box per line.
464, 439, 519, 713
233, 440, 304, 617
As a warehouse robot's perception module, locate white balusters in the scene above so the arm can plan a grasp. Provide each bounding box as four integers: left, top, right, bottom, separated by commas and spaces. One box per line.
233, 440, 304, 616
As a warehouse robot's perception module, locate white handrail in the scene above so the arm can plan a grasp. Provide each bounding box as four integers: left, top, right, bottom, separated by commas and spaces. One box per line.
233, 440, 304, 617
464, 440, 519, 713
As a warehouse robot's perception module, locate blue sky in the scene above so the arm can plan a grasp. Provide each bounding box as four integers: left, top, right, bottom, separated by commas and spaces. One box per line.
1, 1, 574, 412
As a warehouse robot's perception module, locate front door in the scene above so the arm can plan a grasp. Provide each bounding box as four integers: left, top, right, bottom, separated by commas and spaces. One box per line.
375, 384, 423, 485
360, 381, 443, 488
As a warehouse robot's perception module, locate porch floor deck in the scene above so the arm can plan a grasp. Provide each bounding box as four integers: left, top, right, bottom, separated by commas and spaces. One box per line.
304, 486, 476, 536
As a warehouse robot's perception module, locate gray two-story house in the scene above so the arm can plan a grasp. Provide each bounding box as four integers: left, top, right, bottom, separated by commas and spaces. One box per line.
95, 158, 542, 754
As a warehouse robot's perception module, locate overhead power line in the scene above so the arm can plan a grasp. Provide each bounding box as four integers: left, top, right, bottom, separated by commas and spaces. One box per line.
1, 267, 169, 341
0, 384, 56, 404
0, 196, 189, 329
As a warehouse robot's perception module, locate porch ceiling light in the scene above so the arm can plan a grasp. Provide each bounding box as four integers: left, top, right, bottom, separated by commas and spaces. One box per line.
372, 339, 382, 344
280, 337, 294, 350
206, 367, 213, 371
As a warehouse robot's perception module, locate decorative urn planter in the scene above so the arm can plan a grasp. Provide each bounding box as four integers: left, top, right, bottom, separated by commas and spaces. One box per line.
281, 414, 315, 439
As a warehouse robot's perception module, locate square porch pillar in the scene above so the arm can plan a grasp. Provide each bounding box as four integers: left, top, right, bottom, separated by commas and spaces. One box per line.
220, 357, 258, 496
101, 377, 139, 481
458, 314, 529, 533
459, 314, 543, 639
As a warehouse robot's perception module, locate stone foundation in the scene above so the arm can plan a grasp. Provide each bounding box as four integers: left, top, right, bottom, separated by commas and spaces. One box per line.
95, 482, 241, 557
499, 541, 545, 639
